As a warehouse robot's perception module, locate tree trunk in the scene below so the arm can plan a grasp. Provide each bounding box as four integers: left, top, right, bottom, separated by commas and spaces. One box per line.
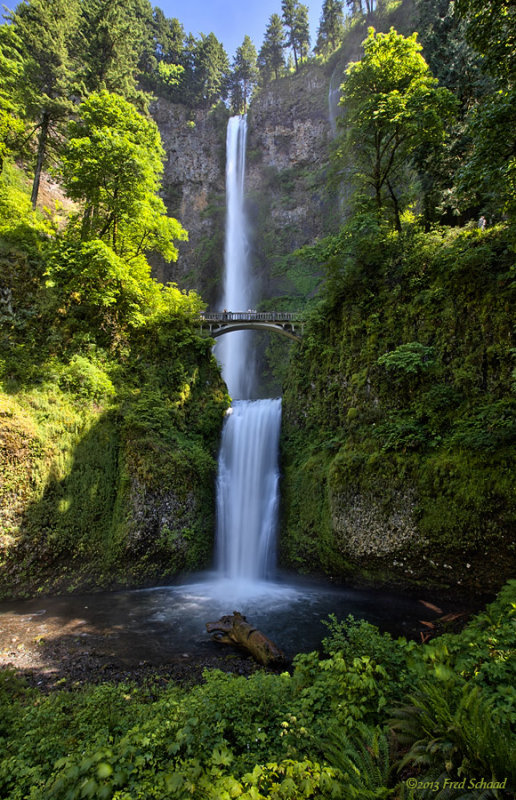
31, 110, 50, 210
387, 178, 401, 232
206, 611, 285, 666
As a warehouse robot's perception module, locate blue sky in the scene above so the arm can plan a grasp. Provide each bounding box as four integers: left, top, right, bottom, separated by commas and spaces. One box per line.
155, 1, 324, 61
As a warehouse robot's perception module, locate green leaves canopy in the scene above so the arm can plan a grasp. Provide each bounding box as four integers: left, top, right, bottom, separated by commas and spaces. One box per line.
62, 91, 187, 259
336, 27, 456, 229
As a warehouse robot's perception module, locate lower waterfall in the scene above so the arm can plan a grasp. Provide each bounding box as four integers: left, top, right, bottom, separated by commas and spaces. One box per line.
215, 398, 282, 584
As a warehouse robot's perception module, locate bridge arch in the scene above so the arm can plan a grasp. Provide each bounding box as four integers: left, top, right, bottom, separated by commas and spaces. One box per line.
199, 312, 303, 342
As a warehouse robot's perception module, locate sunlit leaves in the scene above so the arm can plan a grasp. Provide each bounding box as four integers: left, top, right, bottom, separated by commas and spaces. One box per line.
62, 91, 187, 259
336, 27, 457, 229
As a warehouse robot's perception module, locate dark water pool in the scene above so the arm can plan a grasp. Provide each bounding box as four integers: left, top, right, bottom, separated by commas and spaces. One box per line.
0, 571, 475, 668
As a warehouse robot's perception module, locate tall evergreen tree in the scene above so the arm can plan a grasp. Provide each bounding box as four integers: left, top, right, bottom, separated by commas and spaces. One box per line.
8, 0, 80, 208
258, 14, 286, 83
231, 35, 258, 113
152, 9, 185, 64
0, 25, 24, 173
282, 0, 310, 71
316, 0, 345, 56
78, 0, 152, 106
294, 3, 311, 64
193, 33, 230, 107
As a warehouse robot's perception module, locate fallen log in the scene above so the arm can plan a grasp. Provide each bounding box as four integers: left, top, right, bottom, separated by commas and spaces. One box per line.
206, 611, 285, 667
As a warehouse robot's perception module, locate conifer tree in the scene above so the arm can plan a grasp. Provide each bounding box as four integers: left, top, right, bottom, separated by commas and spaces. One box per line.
281, 0, 310, 71
8, 0, 80, 208
193, 33, 230, 107
231, 35, 258, 113
316, 0, 345, 56
258, 14, 286, 83
78, 0, 152, 106
0, 25, 24, 173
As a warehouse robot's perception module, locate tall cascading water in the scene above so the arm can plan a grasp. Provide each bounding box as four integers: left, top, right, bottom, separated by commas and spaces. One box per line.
215, 116, 282, 587
216, 399, 281, 581
216, 116, 255, 400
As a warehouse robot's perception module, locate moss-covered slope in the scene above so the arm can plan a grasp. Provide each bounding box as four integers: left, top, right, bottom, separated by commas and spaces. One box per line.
0, 333, 227, 600
281, 220, 516, 591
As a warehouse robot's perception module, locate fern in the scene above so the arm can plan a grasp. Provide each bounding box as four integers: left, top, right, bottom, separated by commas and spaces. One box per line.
390, 682, 516, 797
321, 722, 394, 798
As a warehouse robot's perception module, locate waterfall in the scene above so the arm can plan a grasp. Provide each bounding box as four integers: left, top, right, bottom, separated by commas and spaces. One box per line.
216, 399, 281, 581
215, 116, 282, 587
216, 115, 255, 400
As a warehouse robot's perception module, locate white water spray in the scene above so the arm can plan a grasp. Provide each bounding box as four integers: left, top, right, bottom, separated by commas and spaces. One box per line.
215, 116, 282, 587
216, 399, 281, 582
216, 116, 255, 400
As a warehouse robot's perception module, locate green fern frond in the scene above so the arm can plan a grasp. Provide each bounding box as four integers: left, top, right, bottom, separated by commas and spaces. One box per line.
321, 722, 394, 798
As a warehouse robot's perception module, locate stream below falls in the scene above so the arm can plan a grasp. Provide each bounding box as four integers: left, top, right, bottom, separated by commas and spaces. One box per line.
0, 574, 476, 678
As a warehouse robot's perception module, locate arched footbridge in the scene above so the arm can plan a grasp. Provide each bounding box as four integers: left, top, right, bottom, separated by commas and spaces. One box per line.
199, 311, 304, 342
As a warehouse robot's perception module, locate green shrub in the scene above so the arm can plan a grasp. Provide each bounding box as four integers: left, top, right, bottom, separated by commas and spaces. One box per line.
58, 355, 115, 402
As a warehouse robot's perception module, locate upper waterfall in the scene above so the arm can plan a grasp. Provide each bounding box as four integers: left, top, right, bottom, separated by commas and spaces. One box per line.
215, 115, 256, 400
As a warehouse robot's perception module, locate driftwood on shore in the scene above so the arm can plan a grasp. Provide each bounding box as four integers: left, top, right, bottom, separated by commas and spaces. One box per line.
206, 611, 285, 667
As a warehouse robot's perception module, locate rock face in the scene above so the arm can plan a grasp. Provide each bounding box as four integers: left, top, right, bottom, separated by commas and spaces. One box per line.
246, 63, 339, 299
151, 61, 350, 307
150, 99, 228, 304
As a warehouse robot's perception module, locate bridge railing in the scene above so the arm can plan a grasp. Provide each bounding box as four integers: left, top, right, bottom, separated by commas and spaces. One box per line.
200, 311, 302, 323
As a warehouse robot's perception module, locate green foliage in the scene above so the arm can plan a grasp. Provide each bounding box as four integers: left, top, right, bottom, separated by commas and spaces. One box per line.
0, 584, 515, 799
231, 35, 258, 114
334, 27, 457, 229
322, 723, 393, 799
453, 0, 516, 223
7, 0, 81, 206
258, 14, 286, 84
77, 0, 153, 106
57, 354, 115, 402
281, 221, 515, 581
62, 91, 187, 260
391, 683, 516, 794
455, 0, 516, 85
0, 25, 24, 172
282, 0, 311, 71
316, 0, 345, 57
321, 615, 414, 690
377, 342, 435, 377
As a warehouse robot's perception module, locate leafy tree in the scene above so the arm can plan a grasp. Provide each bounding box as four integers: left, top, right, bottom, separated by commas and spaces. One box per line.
281, 0, 310, 71
231, 35, 258, 113
7, 0, 80, 208
258, 14, 286, 84
62, 91, 186, 259
455, 0, 515, 85
334, 27, 456, 230
455, 0, 516, 222
316, 0, 345, 56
